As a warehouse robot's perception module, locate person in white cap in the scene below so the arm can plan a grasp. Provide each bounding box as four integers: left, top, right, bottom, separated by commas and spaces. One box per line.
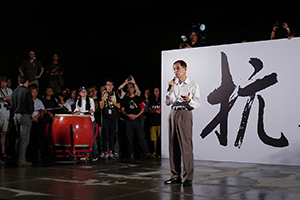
18, 51, 44, 89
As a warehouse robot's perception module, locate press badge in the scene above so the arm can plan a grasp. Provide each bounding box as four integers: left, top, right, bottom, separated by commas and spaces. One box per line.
108, 109, 112, 115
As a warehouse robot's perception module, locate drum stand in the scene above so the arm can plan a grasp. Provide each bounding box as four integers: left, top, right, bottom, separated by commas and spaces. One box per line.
46, 123, 99, 164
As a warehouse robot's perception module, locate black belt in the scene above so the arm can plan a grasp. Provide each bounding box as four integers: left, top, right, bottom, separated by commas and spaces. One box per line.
172, 107, 188, 111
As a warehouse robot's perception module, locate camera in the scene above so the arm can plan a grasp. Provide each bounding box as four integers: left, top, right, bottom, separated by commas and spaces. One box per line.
274, 22, 280, 27
3, 99, 12, 110
128, 75, 132, 82
180, 35, 187, 48
51, 66, 60, 73
108, 91, 114, 96
105, 90, 114, 96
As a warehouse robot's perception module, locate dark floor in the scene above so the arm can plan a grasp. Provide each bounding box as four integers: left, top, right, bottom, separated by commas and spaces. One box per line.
0, 157, 300, 200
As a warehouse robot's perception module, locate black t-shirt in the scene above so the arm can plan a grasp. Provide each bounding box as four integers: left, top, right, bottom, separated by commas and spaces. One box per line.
149, 99, 161, 126
47, 62, 64, 81
101, 92, 120, 120
19, 59, 43, 82
273, 28, 290, 40
92, 97, 101, 123
41, 97, 58, 114
121, 95, 143, 118
187, 39, 202, 48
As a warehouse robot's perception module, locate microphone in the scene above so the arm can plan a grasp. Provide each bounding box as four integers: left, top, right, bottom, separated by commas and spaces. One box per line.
167, 76, 176, 92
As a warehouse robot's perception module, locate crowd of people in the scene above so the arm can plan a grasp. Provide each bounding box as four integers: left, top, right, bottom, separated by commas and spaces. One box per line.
0, 21, 294, 187
0, 51, 161, 166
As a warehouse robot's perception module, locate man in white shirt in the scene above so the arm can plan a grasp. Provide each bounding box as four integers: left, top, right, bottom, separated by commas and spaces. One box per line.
165, 60, 201, 187
0, 76, 13, 159
29, 84, 45, 157
31, 85, 45, 121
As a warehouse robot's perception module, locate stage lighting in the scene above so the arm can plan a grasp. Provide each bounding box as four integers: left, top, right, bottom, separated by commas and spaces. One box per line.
192, 23, 206, 32
200, 24, 205, 31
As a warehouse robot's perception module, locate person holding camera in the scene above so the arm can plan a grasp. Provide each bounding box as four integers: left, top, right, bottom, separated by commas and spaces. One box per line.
0, 76, 13, 159
180, 31, 202, 49
100, 79, 120, 159
121, 82, 151, 159
118, 75, 141, 99
270, 22, 294, 40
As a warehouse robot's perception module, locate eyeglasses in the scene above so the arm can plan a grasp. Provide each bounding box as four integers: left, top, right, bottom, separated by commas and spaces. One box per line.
173, 66, 183, 71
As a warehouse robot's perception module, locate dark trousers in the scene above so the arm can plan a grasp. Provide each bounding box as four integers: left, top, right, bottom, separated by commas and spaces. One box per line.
91, 121, 98, 156
125, 117, 150, 156
102, 117, 116, 152
14, 114, 32, 165
168, 110, 194, 181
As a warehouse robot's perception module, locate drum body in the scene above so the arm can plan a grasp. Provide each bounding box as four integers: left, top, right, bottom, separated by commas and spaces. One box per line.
51, 114, 93, 147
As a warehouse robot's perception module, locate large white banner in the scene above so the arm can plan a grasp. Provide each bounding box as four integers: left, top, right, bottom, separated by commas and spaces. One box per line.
161, 38, 300, 166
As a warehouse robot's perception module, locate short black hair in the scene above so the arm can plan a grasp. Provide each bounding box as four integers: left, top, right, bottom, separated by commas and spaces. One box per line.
18, 74, 29, 84
189, 30, 199, 37
45, 86, 55, 95
126, 82, 135, 91
0, 76, 7, 83
29, 84, 38, 91
173, 60, 187, 68
57, 92, 68, 102
105, 79, 114, 85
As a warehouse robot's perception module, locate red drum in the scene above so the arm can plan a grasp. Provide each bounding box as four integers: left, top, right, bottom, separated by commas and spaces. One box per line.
51, 114, 93, 147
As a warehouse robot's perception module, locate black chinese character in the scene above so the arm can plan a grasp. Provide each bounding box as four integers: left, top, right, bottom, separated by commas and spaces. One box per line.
200, 52, 289, 148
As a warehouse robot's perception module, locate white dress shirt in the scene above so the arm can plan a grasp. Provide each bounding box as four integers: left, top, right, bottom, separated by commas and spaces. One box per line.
165, 77, 201, 110
33, 98, 45, 116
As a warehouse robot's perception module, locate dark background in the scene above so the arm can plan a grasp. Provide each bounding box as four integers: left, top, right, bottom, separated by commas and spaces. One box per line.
0, 1, 298, 94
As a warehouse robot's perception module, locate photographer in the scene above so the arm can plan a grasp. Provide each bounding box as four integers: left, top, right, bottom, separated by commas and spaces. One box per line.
118, 75, 141, 99
100, 79, 120, 159
179, 31, 202, 49
0, 76, 13, 159
270, 22, 294, 40
121, 82, 151, 159
46, 54, 64, 94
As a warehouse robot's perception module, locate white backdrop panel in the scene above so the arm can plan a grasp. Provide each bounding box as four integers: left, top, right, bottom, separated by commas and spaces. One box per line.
161, 38, 300, 166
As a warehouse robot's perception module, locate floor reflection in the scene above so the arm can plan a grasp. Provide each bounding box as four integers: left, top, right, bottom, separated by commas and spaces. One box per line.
0, 158, 300, 199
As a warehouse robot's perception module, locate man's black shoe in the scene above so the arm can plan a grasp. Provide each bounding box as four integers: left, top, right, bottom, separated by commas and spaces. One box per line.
183, 179, 192, 187
164, 178, 182, 185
